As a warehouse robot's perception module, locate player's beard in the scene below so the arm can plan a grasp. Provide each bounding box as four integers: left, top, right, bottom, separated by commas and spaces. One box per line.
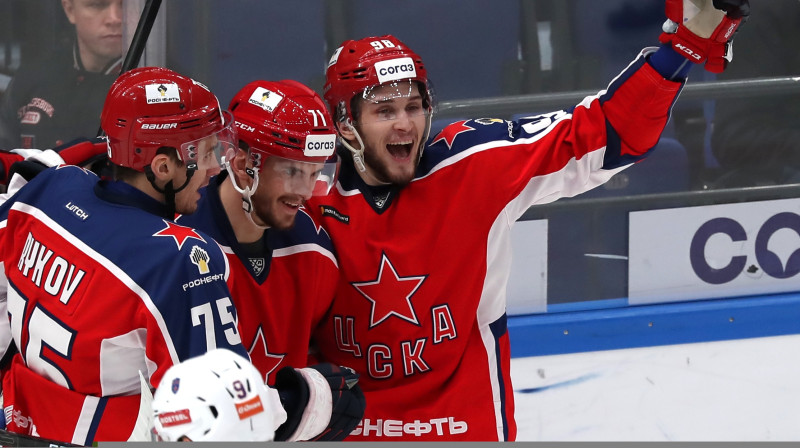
364, 144, 419, 187
252, 194, 300, 231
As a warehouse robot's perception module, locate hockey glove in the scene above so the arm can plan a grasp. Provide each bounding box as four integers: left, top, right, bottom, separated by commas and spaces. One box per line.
51, 137, 109, 169
306, 363, 365, 441
6, 159, 48, 183
273, 363, 365, 441
5, 137, 109, 183
0, 150, 23, 185
659, 0, 750, 73
6, 147, 64, 183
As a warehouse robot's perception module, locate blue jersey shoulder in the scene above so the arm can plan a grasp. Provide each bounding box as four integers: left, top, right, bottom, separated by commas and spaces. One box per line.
421, 118, 516, 174
270, 208, 335, 255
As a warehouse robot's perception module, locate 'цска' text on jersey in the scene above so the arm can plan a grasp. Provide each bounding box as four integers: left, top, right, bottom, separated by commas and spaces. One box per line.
307, 49, 684, 441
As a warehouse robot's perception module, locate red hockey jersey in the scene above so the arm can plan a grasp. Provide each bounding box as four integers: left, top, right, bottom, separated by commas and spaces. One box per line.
176, 173, 339, 384
307, 51, 684, 441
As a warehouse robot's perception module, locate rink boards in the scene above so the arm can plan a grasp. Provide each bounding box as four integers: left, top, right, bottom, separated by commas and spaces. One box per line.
508, 292, 800, 357
506, 193, 800, 357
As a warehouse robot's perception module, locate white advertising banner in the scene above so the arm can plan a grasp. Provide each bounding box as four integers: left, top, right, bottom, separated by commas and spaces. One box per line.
629, 198, 800, 305
507, 219, 548, 315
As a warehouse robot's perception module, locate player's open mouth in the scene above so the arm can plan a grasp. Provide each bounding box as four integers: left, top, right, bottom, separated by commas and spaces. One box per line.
282, 200, 302, 210
387, 141, 413, 159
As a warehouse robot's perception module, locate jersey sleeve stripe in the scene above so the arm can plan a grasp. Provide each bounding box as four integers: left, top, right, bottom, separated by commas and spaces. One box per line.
273, 243, 338, 268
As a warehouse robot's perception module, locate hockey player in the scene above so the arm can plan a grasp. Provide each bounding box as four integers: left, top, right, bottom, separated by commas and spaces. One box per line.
0, 66, 244, 444
175, 80, 365, 440
306, 0, 750, 441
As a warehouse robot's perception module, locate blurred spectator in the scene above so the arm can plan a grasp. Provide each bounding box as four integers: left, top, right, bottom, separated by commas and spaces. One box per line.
0, 0, 123, 150
711, 0, 800, 187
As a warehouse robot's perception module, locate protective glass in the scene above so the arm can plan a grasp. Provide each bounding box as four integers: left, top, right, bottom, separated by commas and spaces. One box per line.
357, 80, 432, 125
257, 153, 340, 197
179, 111, 238, 171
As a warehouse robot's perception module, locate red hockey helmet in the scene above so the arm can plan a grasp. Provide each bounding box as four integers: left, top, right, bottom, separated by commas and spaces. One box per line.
323, 35, 431, 124
228, 79, 338, 196
101, 66, 236, 172
229, 80, 337, 164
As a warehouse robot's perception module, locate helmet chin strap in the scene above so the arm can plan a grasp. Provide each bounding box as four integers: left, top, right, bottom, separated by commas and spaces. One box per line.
146, 167, 195, 219
340, 119, 368, 173
340, 119, 393, 186
226, 163, 267, 229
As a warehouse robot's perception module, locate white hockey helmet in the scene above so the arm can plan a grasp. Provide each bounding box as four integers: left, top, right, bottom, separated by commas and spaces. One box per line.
152, 349, 287, 441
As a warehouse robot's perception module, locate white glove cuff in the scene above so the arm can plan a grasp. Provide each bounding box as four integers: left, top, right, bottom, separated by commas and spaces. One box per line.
10, 148, 66, 167
285, 367, 333, 441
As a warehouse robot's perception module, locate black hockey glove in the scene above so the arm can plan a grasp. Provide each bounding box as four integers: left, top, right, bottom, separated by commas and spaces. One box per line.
6, 159, 48, 183
273, 363, 365, 441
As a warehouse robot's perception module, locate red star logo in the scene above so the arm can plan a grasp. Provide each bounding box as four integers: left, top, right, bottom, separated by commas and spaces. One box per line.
248, 326, 285, 383
352, 253, 426, 328
153, 219, 205, 250
431, 120, 475, 149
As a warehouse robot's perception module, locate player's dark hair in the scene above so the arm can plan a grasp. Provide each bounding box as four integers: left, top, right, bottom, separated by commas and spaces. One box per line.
348, 97, 362, 123
112, 146, 183, 181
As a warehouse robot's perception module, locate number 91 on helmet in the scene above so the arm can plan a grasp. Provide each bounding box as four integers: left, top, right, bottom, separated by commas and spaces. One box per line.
151, 349, 286, 442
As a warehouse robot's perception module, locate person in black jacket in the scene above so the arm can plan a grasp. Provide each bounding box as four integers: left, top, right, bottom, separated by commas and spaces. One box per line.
0, 0, 123, 150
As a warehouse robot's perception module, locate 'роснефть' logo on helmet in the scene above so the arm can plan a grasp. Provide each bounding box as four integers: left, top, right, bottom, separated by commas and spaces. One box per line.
247, 87, 283, 112
145, 83, 181, 103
